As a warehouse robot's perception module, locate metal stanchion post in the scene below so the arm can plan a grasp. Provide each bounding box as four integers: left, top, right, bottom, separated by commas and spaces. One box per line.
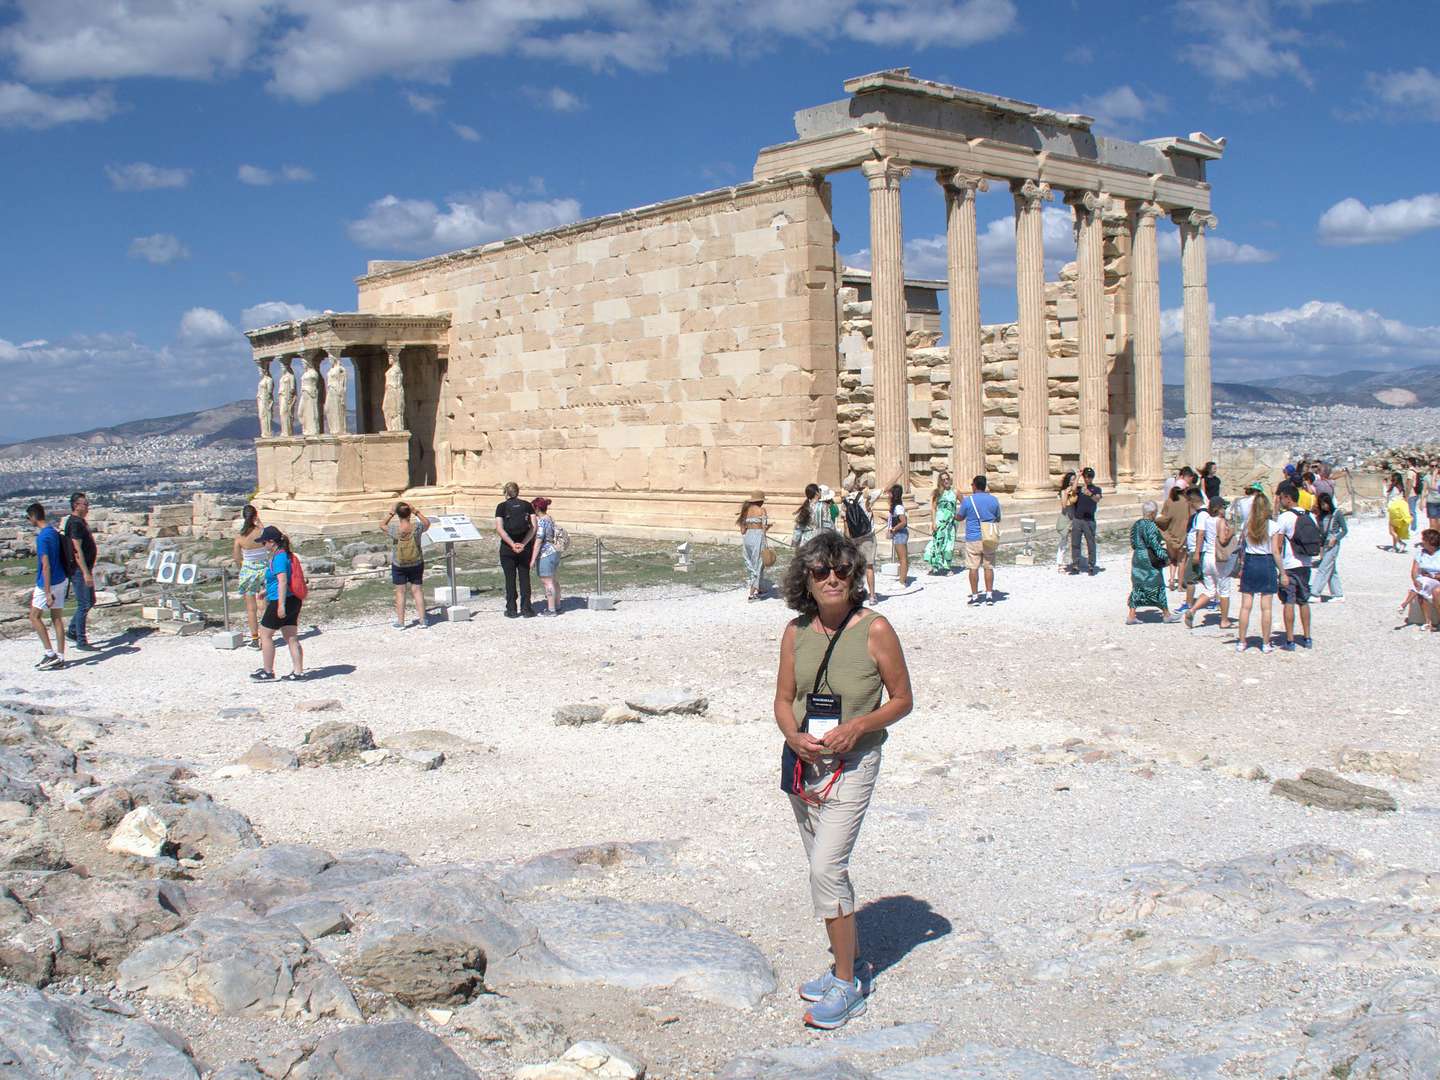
591, 536, 616, 611
211, 566, 243, 649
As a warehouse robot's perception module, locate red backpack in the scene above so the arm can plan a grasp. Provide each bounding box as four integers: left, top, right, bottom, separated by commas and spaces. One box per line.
287, 554, 308, 601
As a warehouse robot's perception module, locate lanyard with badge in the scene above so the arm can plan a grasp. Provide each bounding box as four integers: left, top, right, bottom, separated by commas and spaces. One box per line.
782, 606, 860, 805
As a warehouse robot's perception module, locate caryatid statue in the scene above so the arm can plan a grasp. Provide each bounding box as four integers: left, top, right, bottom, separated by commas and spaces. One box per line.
324, 351, 349, 435
255, 359, 274, 439
299, 353, 323, 436
277, 357, 297, 437
382, 347, 405, 432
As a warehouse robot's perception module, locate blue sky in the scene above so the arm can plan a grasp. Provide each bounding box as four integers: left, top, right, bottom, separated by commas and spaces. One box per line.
2, 0, 1438, 440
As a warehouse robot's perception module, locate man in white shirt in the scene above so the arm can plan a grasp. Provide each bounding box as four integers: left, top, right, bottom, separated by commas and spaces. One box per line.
1274, 481, 1315, 650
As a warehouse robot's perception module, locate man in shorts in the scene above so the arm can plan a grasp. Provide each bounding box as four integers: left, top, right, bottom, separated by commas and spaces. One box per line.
957, 474, 1002, 604
1274, 481, 1314, 650
26, 503, 69, 671
841, 478, 878, 603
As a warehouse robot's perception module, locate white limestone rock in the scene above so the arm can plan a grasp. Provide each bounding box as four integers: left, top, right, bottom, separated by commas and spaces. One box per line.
107, 806, 168, 858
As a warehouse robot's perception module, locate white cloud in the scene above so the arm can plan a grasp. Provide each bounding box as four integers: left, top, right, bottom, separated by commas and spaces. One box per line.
524, 85, 586, 112
240, 300, 319, 328
128, 233, 190, 264
1364, 67, 1440, 121
5, 0, 268, 82
1177, 0, 1313, 86
841, 0, 1016, 46
1156, 229, 1277, 264
845, 206, 1076, 286
347, 189, 582, 254
178, 306, 239, 346
1068, 85, 1166, 135
105, 161, 191, 191
238, 163, 314, 185
0, 81, 117, 128
404, 90, 443, 114
2, 0, 1016, 103
1161, 299, 1440, 380
1317, 194, 1440, 246
450, 122, 481, 142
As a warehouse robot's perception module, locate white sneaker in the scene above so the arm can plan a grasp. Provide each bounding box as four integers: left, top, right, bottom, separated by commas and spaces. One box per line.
1328, 596, 1345, 603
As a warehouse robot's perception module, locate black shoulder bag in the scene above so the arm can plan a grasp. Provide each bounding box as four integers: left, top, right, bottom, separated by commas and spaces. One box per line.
781, 607, 860, 797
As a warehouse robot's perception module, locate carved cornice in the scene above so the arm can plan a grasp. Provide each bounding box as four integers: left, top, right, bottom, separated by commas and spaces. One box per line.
861, 156, 912, 189
1010, 178, 1053, 208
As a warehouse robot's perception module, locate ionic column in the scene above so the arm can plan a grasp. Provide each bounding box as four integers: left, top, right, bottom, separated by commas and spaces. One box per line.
938, 170, 987, 485
1011, 178, 1052, 498
1130, 202, 1165, 488
1173, 209, 1218, 468
861, 157, 912, 489
1067, 190, 1111, 486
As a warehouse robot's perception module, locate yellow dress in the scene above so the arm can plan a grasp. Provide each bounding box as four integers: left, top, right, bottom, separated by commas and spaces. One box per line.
1388, 497, 1412, 540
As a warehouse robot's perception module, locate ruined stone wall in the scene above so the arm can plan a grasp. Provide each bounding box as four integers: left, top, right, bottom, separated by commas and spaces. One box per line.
837, 209, 1131, 496
356, 176, 839, 536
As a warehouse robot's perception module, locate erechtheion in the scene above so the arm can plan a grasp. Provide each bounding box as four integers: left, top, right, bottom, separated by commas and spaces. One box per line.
245, 69, 1224, 537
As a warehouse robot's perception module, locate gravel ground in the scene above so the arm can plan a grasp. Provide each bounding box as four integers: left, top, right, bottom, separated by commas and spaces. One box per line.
2, 513, 1436, 1077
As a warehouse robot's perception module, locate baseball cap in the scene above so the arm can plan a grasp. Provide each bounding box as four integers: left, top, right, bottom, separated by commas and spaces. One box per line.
257, 526, 283, 544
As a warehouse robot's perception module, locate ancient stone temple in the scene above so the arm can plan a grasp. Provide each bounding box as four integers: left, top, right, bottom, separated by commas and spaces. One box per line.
245, 69, 1223, 536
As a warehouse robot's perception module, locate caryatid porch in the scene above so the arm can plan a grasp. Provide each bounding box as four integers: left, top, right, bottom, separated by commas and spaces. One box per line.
245, 313, 450, 530
757, 69, 1225, 497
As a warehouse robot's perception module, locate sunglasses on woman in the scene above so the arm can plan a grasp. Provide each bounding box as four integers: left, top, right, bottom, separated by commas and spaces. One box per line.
808, 562, 855, 581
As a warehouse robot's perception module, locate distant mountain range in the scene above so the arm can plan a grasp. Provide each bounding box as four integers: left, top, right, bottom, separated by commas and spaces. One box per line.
0, 400, 258, 459
2, 363, 1436, 454
1162, 364, 1440, 418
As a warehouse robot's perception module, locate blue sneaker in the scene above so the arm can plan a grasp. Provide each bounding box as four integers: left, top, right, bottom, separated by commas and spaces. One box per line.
1279, 640, 1296, 652
804, 975, 867, 1030
1176, 603, 1190, 614
799, 961, 872, 1002
1298, 637, 1313, 650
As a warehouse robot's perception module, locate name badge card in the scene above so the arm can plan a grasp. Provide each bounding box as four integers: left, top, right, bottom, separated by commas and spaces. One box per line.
805, 693, 842, 741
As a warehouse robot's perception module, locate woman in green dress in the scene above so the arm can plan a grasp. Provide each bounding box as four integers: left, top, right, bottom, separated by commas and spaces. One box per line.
924, 472, 957, 574
1128, 501, 1180, 625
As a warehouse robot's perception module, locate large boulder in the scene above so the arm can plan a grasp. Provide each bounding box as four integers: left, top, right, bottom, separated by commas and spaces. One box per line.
298, 722, 376, 766
623, 690, 708, 716
117, 915, 362, 1021
347, 931, 485, 1005
283, 1022, 479, 1079
0, 815, 67, 871
0, 871, 190, 985
1271, 768, 1398, 812
0, 985, 200, 1079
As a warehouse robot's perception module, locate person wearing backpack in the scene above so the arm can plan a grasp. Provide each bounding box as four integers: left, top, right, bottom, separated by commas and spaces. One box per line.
841, 478, 878, 603
252, 526, 305, 681
529, 497, 563, 616
494, 481, 537, 618
957, 474, 1003, 605
62, 492, 99, 652
1273, 481, 1320, 651
383, 502, 430, 629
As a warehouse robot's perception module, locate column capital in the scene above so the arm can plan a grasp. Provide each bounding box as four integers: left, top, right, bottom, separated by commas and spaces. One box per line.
936, 169, 988, 194
385, 344, 404, 362
1010, 178, 1052, 207
1063, 189, 1107, 215
324, 345, 346, 363
1171, 208, 1219, 231
254, 355, 272, 371
860, 157, 911, 190
1132, 200, 1164, 220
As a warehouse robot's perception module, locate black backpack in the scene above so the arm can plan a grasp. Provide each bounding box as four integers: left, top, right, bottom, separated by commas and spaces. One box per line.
843, 494, 873, 539
54, 519, 77, 577
502, 500, 533, 543
1287, 509, 1323, 558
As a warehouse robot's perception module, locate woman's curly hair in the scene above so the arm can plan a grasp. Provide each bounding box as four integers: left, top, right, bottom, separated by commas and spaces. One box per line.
782, 532, 867, 618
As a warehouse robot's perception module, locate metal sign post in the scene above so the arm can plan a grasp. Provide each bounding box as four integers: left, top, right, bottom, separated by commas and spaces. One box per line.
421, 515, 484, 622
590, 536, 616, 611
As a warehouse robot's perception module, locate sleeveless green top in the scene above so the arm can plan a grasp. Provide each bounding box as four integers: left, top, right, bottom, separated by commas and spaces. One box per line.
791, 609, 887, 752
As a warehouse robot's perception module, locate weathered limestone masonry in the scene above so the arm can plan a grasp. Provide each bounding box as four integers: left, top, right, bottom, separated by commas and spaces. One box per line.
244, 69, 1223, 537
835, 210, 1133, 493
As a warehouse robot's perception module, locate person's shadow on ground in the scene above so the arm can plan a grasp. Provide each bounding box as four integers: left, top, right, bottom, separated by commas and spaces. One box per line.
856, 895, 952, 977
302, 664, 355, 681
63, 642, 141, 667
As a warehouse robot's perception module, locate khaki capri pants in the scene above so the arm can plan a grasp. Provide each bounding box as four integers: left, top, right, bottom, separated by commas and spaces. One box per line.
788, 748, 882, 919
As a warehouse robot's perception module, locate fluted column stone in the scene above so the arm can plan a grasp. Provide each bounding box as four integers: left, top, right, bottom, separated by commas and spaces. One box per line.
1067, 190, 1111, 486
938, 170, 987, 485
1174, 209, 1217, 468
1130, 202, 1165, 489
1012, 178, 1052, 498
862, 157, 912, 489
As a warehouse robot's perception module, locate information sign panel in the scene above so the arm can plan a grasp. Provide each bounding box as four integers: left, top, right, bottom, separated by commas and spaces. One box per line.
422, 515, 484, 547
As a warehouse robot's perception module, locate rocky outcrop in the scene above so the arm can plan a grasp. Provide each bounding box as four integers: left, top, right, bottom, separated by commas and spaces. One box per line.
0, 985, 200, 1079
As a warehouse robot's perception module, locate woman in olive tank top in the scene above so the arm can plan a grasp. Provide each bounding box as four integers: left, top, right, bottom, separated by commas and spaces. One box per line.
773, 531, 913, 1030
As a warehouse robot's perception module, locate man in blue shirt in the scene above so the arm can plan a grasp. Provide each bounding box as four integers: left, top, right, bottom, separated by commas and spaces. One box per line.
956, 475, 1003, 604
26, 503, 69, 671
